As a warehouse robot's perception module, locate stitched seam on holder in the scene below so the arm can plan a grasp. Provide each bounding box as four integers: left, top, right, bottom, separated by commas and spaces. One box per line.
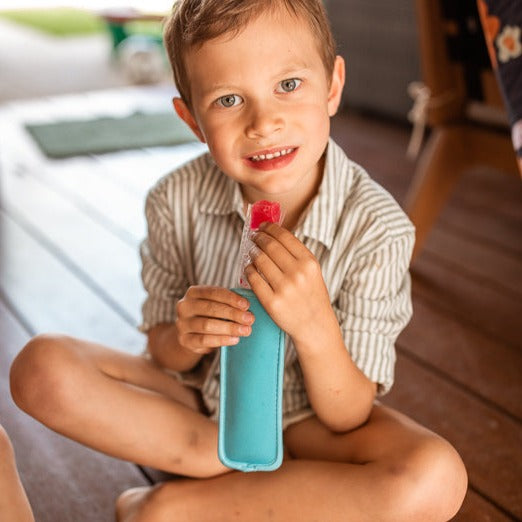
271, 327, 284, 467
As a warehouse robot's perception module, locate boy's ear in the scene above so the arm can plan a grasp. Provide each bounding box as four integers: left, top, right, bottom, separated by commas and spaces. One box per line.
173, 97, 206, 143
327, 56, 346, 117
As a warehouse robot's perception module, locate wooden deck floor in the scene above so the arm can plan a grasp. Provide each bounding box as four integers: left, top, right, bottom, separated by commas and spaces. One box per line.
0, 86, 521, 521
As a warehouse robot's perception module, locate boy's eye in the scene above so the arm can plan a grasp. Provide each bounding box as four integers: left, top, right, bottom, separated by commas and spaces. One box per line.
216, 94, 243, 108
277, 78, 302, 93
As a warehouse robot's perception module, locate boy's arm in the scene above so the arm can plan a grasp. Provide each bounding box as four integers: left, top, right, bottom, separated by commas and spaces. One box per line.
247, 257, 376, 432
247, 223, 412, 433
146, 323, 203, 372
146, 286, 254, 372
293, 323, 378, 432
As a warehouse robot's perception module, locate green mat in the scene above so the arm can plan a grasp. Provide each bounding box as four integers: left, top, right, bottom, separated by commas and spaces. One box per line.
25, 112, 197, 158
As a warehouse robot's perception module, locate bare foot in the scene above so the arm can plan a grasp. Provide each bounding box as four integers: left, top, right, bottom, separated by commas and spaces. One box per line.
115, 486, 153, 522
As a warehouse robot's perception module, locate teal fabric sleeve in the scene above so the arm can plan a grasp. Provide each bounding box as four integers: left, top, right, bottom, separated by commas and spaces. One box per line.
218, 288, 285, 472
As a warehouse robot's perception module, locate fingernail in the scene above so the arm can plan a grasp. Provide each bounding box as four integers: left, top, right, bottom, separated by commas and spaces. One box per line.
249, 245, 261, 259
239, 325, 251, 335
239, 298, 249, 309
229, 337, 240, 344
243, 312, 254, 323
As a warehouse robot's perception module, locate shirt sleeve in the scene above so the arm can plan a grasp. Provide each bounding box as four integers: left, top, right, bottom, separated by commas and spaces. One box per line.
333, 233, 414, 395
139, 179, 188, 332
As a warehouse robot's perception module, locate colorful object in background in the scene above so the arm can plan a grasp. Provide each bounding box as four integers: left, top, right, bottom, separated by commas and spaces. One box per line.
477, 0, 522, 174
100, 8, 167, 84
0, 8, 104, 36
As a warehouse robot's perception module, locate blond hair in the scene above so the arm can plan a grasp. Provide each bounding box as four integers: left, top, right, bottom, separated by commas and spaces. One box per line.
163, 0, 337, 110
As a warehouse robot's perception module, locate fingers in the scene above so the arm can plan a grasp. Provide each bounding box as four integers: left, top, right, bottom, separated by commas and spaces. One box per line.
256, 222, 305, 258
248, 223, 308, 288
176, 286, 255, 353
184, 286, 250, 310
180, 298, 252, 324
181, 315, 252, 339
250, 234, 294, 277
244, 263, 273, 304
178, 333, 242, 354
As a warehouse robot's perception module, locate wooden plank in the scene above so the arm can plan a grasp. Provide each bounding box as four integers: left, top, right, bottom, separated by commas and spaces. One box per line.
0, 299, 150, 522
0, 208, 145, 352
2, 85, 180, 125
438, 203, 522, 259
423, 226, 522, 298
384, 356, 522, 520
450, 168, 522, 221
433, 165, 522, 260
92, 143, 207, 197
454, 489, 514, 522
1, 163, 145, 324
17, 146, 205, 243
411, 253, 521, 349
398, 297, 522, 420
0, 87, 205, 234
40, 156, 146, 244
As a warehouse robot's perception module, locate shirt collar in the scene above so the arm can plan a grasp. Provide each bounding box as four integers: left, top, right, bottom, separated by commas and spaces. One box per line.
198, 155, 244, 218
298, 138, 353, 249
198, 138, 353, 248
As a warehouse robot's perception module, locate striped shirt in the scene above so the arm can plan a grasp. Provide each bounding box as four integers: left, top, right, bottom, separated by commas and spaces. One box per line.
139, 138, 415, 420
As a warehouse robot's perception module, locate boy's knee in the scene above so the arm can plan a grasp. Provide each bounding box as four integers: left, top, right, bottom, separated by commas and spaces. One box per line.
386, 435, 467, 522
10, 334, 79, 418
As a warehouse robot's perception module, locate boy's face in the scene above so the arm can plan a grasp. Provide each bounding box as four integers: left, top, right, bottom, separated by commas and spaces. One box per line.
174, 10, 344, 203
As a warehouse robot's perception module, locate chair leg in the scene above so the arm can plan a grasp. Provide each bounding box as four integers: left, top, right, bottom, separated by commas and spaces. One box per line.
404, 126, 469, 261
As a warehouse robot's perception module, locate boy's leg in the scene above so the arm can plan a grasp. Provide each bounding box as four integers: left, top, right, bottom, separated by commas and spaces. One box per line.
0, 424, 34, 522
116, 404, 467, 522
9, 334, 229, 478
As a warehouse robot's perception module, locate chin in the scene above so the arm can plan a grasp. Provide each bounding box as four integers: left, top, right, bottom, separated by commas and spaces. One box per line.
256, 179, 298, 196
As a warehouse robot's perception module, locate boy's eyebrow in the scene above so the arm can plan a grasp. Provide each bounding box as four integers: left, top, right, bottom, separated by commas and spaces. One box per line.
274, 63, 311, 78
200, 84, 239, 99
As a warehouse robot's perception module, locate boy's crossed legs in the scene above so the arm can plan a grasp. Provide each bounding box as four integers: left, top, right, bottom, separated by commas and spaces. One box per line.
117, 409, 467, 522
10, 335, 467, 522
10, 334, 227, 479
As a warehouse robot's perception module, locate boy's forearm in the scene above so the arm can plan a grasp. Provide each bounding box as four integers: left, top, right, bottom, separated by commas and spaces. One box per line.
294, 320, 376, 432
146, 323, 203, 372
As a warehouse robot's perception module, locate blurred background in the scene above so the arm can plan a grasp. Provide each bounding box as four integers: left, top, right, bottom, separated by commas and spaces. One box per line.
0, 1, 174, 101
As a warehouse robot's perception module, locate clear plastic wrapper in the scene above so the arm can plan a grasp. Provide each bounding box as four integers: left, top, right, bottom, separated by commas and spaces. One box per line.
237, 200, 283, 288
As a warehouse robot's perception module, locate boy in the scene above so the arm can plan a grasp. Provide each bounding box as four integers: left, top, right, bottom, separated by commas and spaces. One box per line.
10, 0, 468, 520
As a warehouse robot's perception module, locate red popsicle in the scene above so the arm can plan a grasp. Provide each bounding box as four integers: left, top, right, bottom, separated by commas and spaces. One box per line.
250, 200, 282, 229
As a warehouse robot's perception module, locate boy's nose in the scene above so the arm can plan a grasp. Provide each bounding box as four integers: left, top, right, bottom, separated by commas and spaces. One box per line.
245, 105, 284, 140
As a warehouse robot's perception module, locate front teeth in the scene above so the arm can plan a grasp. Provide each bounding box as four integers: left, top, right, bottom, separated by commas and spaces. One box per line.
251, 148, 294, 162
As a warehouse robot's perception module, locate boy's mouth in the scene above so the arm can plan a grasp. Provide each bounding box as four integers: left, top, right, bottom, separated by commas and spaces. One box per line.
244, 146, 298, 171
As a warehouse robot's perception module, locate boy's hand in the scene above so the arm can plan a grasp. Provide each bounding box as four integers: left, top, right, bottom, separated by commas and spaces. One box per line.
175, 286, 255, 354
245, 223, 336, 346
